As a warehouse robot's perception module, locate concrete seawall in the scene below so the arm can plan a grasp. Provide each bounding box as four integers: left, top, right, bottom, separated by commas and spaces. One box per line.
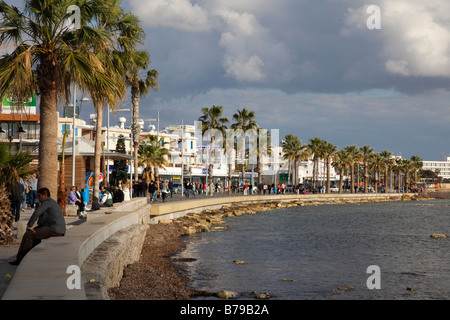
2, 193, 408, 300
149, 193, 407, 222
1, 198, 150, 300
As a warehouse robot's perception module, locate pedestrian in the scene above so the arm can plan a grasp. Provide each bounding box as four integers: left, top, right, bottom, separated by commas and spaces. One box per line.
191, 182, 196, 199
161, 180, 169, 203
20, 177, 28, 211
9, 188, 66, 265
168, 180, 174, 198
148, 180, 156, 202
28, 173, 38, 209
10, 179, 25, 222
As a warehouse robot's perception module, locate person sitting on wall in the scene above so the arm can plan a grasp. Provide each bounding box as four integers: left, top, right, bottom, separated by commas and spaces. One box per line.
99, 185, 113, 207
9, 188, 66, 265
113, 185, 124, 203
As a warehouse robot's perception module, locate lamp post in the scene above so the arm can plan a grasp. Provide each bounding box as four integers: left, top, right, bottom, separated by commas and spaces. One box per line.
70, 85, 90, 187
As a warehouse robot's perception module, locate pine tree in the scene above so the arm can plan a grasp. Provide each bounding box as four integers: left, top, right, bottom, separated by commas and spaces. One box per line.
109, 135, 129, 187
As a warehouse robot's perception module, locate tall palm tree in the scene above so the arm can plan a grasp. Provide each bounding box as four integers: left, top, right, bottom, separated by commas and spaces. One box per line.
322, 142, 338, 194
344, 145, 361, 193
0, 0, 121, 198
360, 145, 374, 193
333, 149, 351, 194
282, 134, 298, 186
410, 155, 423, 189
369, 153, 384, 193
138, 135, 169, 185
231, 108, 258, 186
379, 150, 393, 193
124, 49, 159, 182
308, 137, 325, 190
198, 106, 229, 196
85, 0, 145, 207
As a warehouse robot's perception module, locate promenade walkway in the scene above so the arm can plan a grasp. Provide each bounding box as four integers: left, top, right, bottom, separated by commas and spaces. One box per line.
1, 191, 406, 300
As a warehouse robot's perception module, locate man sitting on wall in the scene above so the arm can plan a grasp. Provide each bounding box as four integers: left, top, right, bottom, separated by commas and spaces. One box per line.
113, 185, 124, 203
9, 188, 66, 265
99, 185, 113, 207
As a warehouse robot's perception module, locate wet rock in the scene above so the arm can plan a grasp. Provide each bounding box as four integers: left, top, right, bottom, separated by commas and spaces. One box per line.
430, 234, 448, 238
333, 285, 354, 292
216, 290, 238, 299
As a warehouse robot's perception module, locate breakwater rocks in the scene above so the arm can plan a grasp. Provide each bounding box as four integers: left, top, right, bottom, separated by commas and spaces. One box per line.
170, 195, 417, 235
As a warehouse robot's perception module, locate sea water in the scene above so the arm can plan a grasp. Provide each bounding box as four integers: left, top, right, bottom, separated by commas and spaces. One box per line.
174, 199, 450, 300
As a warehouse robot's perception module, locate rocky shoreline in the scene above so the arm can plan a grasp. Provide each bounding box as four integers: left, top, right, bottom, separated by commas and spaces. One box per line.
107, 193, 436, 300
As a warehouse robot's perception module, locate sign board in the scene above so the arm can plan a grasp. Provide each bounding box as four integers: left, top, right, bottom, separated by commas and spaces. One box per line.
1, 94, 37, 114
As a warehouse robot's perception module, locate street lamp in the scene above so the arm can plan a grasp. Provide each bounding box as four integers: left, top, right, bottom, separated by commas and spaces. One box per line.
70, 86, 90, 187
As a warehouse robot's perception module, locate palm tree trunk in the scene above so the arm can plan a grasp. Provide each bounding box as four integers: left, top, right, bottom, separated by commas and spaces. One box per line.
351, 164, 355, 193
93, 103, 103, 206
364, 161, 368, 193
326, 158, 331, 194
385, 167, 389, 193
38, 86, 59, 199
339, 167, 344, 194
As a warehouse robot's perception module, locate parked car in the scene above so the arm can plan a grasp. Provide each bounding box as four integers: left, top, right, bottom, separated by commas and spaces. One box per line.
330, 185, 339, 192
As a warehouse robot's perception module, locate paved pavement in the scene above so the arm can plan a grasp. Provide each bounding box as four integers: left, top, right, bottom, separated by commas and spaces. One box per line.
0, 208, 32, 298
0, 189, 292, 298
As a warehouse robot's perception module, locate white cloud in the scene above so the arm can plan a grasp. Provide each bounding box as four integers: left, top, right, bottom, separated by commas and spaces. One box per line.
129, 0, 211, 32
130, 0, 293, 83
343, 0, 450, 77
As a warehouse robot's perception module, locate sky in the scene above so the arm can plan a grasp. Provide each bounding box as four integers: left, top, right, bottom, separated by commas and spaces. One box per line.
6, 0, 450, 160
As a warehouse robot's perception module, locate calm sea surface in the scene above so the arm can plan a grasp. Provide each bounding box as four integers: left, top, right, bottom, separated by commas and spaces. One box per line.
174, 199, 450, 300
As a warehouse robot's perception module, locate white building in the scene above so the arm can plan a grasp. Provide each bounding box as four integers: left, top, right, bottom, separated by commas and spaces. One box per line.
422, 156, 450, 180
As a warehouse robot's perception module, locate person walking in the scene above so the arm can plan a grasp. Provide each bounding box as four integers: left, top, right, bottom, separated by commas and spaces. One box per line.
28, 173, 38, 209
168, 180, 174, 198
148, 181, 156, 202
10, 179, 25, 222
9, 188, 66, 265
160, 180, 169, 203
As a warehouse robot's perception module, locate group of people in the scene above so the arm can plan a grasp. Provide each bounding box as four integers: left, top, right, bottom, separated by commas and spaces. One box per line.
67, 186, 87, 218
9, 174, 39, 222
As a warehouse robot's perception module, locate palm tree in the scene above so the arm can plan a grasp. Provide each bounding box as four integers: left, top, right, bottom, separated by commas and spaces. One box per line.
0, 0, 122, 198
333, 149, 350, 194
282, 134, 308, 187
198, 106, 229, 196
379, 150, 393, 193
0, 143, 35, 244
369, 153, 384, 193
282, 134, 298, 186
344, 145, 361, 193
231, 108, 258, 187
360, 145, 374, 193
85, 0, 145, 207
138, 135, 169, 186
410, 155, 423, 190
322, 142, 338, 194
124, 49, 159, 182
308, 137, 325, 190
